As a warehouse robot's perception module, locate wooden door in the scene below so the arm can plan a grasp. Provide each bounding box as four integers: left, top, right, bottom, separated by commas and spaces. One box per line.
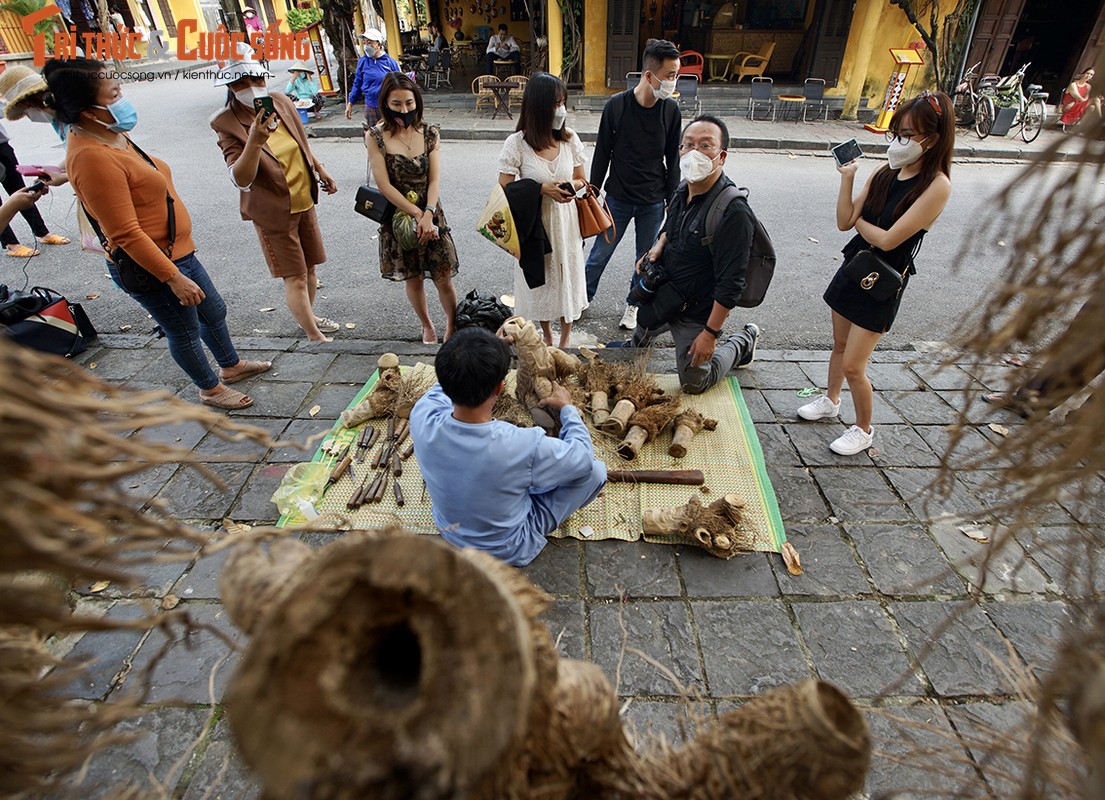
966, 0, 1026, 76
606, 0, 641, 89
806, 0, 854, 85
1076, 0, 1105, 77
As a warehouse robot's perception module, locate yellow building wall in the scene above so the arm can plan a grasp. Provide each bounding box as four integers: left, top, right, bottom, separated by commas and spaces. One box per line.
834, 0, 941, 118
583, 2, 608, 95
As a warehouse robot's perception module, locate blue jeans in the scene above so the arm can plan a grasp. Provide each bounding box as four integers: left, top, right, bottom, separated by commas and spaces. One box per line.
108, 252, 239, 391
584, 196, 665, 302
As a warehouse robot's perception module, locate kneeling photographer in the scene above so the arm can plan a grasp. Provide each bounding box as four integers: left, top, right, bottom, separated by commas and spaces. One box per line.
625, 115, 759, 395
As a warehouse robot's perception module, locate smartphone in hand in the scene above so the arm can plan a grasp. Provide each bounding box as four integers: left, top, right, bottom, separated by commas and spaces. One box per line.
28, 181, 47, 193
16, 164, 51, 179
253, 96, 276, 119
832, 138, 863, 168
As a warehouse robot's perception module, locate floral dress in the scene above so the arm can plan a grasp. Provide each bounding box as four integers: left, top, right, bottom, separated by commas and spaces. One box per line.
370, 123, 459, 282
497, 130, 588, 323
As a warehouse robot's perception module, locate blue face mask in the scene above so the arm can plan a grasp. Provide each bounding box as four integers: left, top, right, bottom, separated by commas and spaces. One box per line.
93, 97, 138, 132
51, 118, 70, 142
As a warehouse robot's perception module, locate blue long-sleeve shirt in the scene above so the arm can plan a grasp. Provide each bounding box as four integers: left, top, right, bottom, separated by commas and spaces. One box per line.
347, 52, 401, 109
409, 384, 599, 565
285, 74, 320, 100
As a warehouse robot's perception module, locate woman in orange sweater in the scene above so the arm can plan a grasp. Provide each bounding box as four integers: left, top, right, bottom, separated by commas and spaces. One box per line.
44, 58, 269, 410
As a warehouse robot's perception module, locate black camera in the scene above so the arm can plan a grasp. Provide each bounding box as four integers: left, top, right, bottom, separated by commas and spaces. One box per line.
626, 256, 667, 307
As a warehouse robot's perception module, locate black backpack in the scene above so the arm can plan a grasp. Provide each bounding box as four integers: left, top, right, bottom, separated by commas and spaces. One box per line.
701, 185, 776, 308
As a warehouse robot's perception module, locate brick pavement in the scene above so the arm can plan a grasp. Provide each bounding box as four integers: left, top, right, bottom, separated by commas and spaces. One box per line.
44, 334, 1101, 799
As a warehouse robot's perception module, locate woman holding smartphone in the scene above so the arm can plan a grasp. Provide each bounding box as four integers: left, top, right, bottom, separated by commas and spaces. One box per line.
211, 50, 339, 342
497, 72, 587, 348
368, 72, 459, 344
797, 91, 953, 455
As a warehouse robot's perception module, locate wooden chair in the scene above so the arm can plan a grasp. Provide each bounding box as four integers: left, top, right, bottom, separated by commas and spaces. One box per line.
734, 42, 775, 82
472, 75, 496, 112
678, 50, 705, 81
506, 74, 528, 112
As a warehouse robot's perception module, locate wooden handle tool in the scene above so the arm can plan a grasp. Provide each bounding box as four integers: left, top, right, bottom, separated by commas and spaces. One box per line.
393, 481, 405, 507
606, 469, 705, 486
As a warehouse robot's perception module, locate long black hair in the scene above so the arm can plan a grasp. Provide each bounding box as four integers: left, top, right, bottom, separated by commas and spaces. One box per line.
862, 90, 955, 224
41, 57, 107, 124
516, 71, 568, 151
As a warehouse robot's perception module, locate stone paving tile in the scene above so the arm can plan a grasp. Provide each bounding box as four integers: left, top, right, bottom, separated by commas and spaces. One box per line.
890, 601, 1013, 697
82, 347, 161, 380
883, 468, 988, 523
266, 418, 338, 462
678, 548, 779, 598
796, 361, 828, 388
59, 601, 153, 700
1013, 526, 1105, 596
298, 383, 363, 419
846, 523, 964, 597
863, 396, 910, 426
692, 601, 809, 696
911, 363, 984, 391
321, 353, 381, 383
794, 601, 924, 697
520, 538, 581, 597
984, 601, 1077, 680
865, 704, 978, 799
812, 467, 912, 523
123, 602, 240, 703
784, 422, 871, 467
754, 423, 803, 465
73, 550, 192, 600
944, 701, 1039, 799
965, 363, 1019, 392
59, 706, 212, 800
1058, 477, 1105, 524
928, 518, 1051, 595
866, 362, 927, 391
758, 388, 808, 420
116, 462, 180, 507
773, 349, 831, 362
181, 718, 257, 800
233, 380, 313, 418
542, 599, 586, 660
589, 601, 702, 696
884, 391, 959, 425
956, 470, 1074, 526
765, 464, 832, 523
621, 699, 699, 747
935, 389, 1014, 426
154, 462, 254, 521
177, 545, 233, 601
913, 424, 1012, 470
740, 388, 775, 423
193, 417, 286, 461
128, 351, 197, 389
228, 463, 291, 522
770, 524, 871, 597
867, 424, 943, 468
133, 418, 212, 451
268, 351, 338, 382
737, 360, 811, 390
584, 539, 681, 599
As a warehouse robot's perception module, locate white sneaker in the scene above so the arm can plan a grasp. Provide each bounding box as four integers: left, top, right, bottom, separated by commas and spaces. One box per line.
619, 305, 638, 330
830, 425, 875, 456
797, 394, 840, 421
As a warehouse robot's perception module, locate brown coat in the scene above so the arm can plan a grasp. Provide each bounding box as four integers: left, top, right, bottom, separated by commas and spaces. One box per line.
210, 91, 320, 231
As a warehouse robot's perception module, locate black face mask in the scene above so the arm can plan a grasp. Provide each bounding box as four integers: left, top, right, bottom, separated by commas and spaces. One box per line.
384, 106, 418, 129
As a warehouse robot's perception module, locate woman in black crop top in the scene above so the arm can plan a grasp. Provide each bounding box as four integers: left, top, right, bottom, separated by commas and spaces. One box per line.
799, 91, 954, 456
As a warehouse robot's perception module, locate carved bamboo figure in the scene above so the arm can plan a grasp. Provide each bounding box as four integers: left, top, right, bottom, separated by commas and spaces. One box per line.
669, 410, 718, 458
500, 316, 581, 432
642, 494, 749, 559
341, 354, 402, 428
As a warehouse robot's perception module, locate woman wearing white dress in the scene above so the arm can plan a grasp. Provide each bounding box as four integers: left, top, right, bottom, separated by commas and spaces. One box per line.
497, 72, 587, 348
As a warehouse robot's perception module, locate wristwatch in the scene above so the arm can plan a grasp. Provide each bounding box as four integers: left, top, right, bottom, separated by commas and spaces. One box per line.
703, 324, 722, 338
424, 205, 436, 216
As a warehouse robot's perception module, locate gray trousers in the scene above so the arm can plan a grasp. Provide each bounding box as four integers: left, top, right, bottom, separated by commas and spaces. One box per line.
631, 318, 755, 395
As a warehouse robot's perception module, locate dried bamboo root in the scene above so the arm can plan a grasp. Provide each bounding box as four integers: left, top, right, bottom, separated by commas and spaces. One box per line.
617, 425, 650, 459
590, 390, 611, 426
602, 398, 636, 436
642, 494, 750, 559
669, 410, 718, 458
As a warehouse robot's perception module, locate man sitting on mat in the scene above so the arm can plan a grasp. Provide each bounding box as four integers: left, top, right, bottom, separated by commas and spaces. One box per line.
410, 327, 606, 566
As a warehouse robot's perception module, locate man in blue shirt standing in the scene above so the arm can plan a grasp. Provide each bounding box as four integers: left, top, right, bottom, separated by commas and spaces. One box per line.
409, 327, 607, 566
344, 28, 400, 129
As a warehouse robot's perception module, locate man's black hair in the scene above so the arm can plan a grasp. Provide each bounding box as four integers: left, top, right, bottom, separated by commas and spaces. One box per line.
435, 327, 511, 408
684, 114, 730, 151
498, 23, 508, 32
642, 39, 680, 74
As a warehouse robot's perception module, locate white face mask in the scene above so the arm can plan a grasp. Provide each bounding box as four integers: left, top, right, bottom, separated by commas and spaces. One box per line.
653, 77, 677, 100
552, 105, 567, 130
234, 84, 269, 106
24, 107, 53, 123
679, 149, 718, 183
887, 137, 925, 169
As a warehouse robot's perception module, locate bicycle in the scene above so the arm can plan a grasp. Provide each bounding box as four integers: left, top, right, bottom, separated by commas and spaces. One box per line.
953, 61, 999, 139
977, 62, 1049, 143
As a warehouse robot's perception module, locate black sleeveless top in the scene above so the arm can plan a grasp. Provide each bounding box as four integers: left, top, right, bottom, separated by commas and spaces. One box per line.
842, 172, 926, 273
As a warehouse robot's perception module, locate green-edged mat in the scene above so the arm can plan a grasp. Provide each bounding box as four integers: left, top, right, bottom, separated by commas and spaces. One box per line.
277, 370, 787, 554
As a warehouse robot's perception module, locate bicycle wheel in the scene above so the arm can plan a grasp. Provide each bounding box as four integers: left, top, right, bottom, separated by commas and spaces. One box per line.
975, 96, 995, 139
1021, 98, 1046, 143
952, 90, 973, 126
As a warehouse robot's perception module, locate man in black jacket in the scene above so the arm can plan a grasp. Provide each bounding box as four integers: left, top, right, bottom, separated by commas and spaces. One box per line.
586, 39, 682, 330
630, 115, 760, 395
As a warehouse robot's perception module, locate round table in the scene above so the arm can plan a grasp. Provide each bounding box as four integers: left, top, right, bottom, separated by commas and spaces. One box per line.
705, 53, 733, 82
777, 94, 806, 122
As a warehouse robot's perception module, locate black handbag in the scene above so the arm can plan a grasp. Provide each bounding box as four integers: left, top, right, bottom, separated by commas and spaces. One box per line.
636, 280, 691, 330
84, 140, 175, 295
1, 286, 97, 357
841, 249, 904, 303
355, 184, 396, 224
